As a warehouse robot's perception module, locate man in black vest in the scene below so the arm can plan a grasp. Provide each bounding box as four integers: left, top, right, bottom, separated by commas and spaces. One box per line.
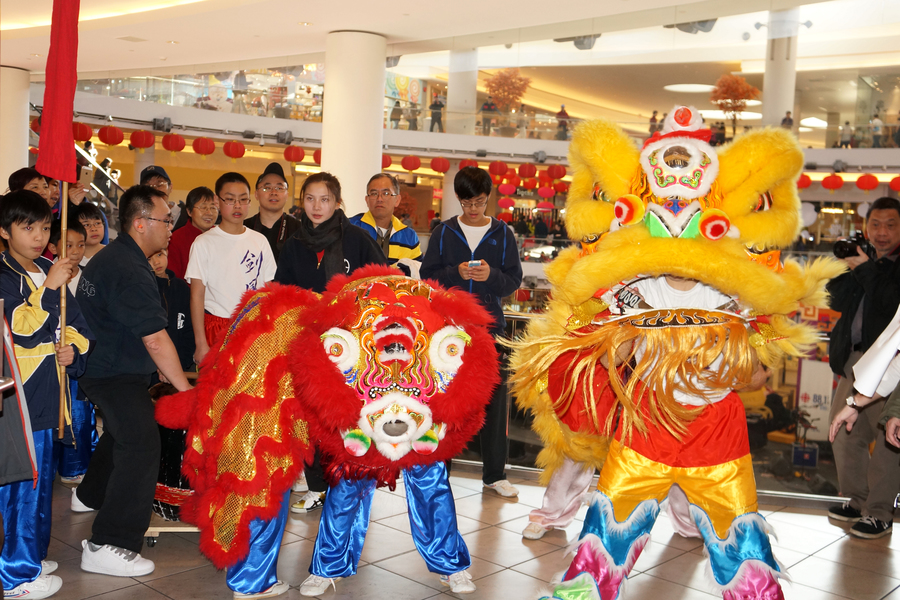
244, 163, 300, 262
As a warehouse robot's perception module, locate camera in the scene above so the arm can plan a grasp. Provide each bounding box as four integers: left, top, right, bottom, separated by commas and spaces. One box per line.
833, 232, 869, 259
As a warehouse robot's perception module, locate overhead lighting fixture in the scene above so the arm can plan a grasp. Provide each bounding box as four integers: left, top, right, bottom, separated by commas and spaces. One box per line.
553, 35, 601, 50
298, 21, 312, 26
664, 84, 715, 93
698, 110, 762, 120
664, 19, 717, 34
800, 117, 828, 128
166, 40, 178, 44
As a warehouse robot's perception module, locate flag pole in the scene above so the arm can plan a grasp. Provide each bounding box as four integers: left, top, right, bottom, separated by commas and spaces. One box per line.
58, 181, 68, 438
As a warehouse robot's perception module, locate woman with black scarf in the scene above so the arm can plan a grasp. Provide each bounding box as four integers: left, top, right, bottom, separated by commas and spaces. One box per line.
274, 172, 387, 516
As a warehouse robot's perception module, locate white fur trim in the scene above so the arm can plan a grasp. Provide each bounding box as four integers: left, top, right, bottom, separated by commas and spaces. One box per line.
640, 136, 719, 200
661, 106, 704, 134
356, 392, 433, 460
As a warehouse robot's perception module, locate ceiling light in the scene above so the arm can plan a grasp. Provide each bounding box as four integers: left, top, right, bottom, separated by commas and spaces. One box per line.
31, 53, 43, 57
798, 127, 813, 132
167, 40, 178, 44
745, 99, 761, 106
698, 110, 762, 120
664, 84, 715, 93
800, 117, 828, 128
298, 22, 312, 26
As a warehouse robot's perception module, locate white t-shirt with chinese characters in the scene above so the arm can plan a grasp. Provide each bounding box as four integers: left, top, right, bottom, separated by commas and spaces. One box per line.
184, 226, 276, 318
458, 220, 491, 253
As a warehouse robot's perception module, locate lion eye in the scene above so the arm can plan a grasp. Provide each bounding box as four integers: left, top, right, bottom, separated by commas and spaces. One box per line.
429, 326, 470, 375
754, 192, 773, 212
321, 328, 359, 373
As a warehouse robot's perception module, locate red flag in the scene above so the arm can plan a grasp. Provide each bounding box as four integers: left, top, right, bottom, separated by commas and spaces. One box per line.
35, 0, 80, 183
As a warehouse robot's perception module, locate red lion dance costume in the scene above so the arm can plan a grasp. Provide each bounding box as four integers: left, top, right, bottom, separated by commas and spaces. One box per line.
510, 108, 844, 600
156, 266, 499, 594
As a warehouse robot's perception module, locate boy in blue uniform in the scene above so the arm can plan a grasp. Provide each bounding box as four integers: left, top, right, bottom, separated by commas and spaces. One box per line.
0, 190, 94, 599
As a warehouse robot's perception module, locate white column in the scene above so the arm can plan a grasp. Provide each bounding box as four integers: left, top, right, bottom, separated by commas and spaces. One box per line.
826, 111, 841, 148
761, 8, 799, 129
447, 49, 478, 135
441, 160, 462, 220
321, 31, 386, 218
0, 66, 32, 186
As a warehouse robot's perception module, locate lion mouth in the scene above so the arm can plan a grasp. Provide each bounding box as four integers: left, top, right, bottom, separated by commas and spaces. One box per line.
340, 392, 445, 460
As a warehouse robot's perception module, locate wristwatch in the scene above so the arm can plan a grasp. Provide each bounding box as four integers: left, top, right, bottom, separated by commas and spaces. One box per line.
846, 395, 859, 408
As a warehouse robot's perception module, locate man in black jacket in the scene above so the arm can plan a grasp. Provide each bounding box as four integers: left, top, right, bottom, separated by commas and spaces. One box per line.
826, 196, 900, 538
421, 167, 523, 497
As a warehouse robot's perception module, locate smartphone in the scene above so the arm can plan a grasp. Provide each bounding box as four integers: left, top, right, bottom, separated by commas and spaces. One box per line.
77, 166, 93, 190
467, 260, 481, 268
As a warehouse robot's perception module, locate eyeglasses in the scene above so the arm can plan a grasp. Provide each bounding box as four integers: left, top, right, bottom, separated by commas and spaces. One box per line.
259, 184, 288, 193
366, 190, 399, 200
148, 181, 171, 191
81, 220, 104, 230
144, 216, 175, 228
459, 200, 487, 209
221, 197, 251, 206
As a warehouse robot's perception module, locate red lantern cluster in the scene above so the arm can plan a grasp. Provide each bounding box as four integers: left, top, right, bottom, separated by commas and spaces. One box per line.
284, 145, 305, 164
223, 140, 246, 161
130, 130, 155, 152
430, 157, 450, 173
72, 122, 93, 143
162, 133, 186, 154
459, 159, 479, 169
98, 125, 124, 146
856, 174, 879, 193
192, 137, 215, 158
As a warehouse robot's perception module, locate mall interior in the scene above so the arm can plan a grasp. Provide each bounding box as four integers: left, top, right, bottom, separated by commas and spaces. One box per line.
2, 0, 900, 598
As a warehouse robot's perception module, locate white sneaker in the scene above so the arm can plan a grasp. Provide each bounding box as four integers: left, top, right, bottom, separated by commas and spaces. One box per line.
4, 574, 62, 599
522, 522, 549, 540
41, 560, 58, 575
299, 574, 340, 596
483, 479, 519, 497
440, 570, 476, 594
291, 472, 309, 493
80, 540, 155, 577
233, 580, 289, 599
290, 491, 325, 514
60, 474, 84, 485
70, 488, 95, 513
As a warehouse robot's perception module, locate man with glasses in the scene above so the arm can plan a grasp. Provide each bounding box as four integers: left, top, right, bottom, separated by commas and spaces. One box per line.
244, 163, 299, 262
186, 173, 276, 366
140, 165, 173, 202
75, 185, 193, 577
349, 174, 421, 276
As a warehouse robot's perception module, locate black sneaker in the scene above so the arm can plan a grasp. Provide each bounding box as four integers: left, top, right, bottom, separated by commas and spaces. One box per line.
828, 501, 862, 522
850, 515, 893, 539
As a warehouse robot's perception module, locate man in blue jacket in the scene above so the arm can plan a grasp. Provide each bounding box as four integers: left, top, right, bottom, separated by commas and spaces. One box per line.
421, 166, 523, 497
349, 173, 421, 276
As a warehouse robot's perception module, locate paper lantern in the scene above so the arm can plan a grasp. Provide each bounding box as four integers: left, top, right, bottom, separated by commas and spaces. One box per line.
554, 181, 569, 194
547, 164, 566, 180
98, 125, 124, 146
523, 178, 538, 190
29, 147, 39, 155
223, 140, 246, 161
515, 289, 532, 302
430, 157, 450, 173
821, 174, 844, 194
284, 145, 305, 164
382, 154, 392, 169
130, 130, 155, 153
890, 176, 900, 192
162, 133, 186, 155
537, 187, 555, 199
498, 197, 515, 209
491, 175, 503, 185
856, 174, 879, 194
313, 148, 322, 165
538, 169, 553, 183
488, 161, 508, 176
30, 118, 41, 134
459, 159, 479, 169
401, 156, 421, 171
192, 136, 215, 159
518, 163, 537, 178
72, 122, 93, 143
498, 183, 516, 196
506, 174, 521, 187
797, 174, 811, 190
537, 200, 556, 211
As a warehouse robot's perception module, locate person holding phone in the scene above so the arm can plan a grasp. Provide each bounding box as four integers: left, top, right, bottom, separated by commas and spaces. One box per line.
421, 166, 523, 497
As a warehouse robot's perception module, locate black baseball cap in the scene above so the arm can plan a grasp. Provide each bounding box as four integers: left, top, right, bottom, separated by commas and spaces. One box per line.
140, 165, 171, 185
255, 162, 288, 188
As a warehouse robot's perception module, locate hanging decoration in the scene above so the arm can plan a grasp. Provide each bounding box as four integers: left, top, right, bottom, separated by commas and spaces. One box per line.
547, 164, 566, 180
855, 173, 879, 194
130, 130, 155, 153
498, 183, 516, 196
497, 198, 515, 209
523, 178, 538, 190
488, 161, 508, 176
459, 159, 479, 169
283, 145, 305, 164
536, 200, 556, 210
891, 176, 900, 192
98, 125, 124, 147
554, 181, 569, 194
313, 148, 322, 165
538, 169, 553, 184
796, 174, 811, 190
821, 173, 844, 194
162, 133, 186, 155
491, 175, 503, 185
518, 163, 537, 178
192, 136, 215, 159
72, 122, 93, 143
30, 118, 42, 134
537, 187, 555, 199
401, 156, 421, 171
382, 154, 392, 169
223, 140, 246, 162
430, 157, 450, 173
506, 174, 521, 187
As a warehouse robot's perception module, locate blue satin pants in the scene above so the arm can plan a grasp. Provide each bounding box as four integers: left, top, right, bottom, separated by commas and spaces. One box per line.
226, 490, 290, 594
310, 461, 470, 578
0, 429, 54, 589
57, 392, 99, 478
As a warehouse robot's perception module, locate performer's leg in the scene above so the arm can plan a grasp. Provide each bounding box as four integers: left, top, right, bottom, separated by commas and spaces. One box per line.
528, 457, 594, 529
481, 343, 509, 485
35, 430, 55, 561
59, 395, 95, 479
830, 352, 868, 513
403, 462, 470, 575
226, 490, 290, 595
0, 429, 52, 589
309, 478, 377, 578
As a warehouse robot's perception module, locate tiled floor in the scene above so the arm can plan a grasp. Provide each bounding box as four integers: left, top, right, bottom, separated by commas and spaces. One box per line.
45, 468, 900, 600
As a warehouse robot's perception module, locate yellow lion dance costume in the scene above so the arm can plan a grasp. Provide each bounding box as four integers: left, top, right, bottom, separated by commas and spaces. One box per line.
510, 107, 844, 600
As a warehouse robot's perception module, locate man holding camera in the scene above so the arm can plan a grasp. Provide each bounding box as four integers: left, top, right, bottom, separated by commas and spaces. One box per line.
826, 196, 900, 538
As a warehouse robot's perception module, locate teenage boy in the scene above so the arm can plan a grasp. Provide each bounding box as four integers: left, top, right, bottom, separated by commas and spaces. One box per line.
186, 173, 276, 366
349, 173, 421, 276
167, 187, 218, 280
48, 220, 97, 486
0, 190, 94, 599
420, 166, 523, 497
76, 203, 106, 266
149, 249, 194, 373
244, 163, 299, 262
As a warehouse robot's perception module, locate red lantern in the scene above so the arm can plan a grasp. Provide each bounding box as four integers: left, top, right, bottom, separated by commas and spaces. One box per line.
29, 147, 39, 155
459, 159, 479, 169
515, 289, 532, 302
30, 118, 41, 134
498, 183, 516, 196
554, 181, 569, 194
498, 197, 515, 209
797, 174, 811, 190
313, 148, 322, 165
401, 156, 421, 171
537, 200, 556, 211
547, 164, 566, 180
223, 140, 246, 161
488, 161, 508, 176
518, 163, 537, 178
821, 174, 844, 194
72, 122, 93, 143
523, 178, 538, 190
537, 187, 555, 199
382, 154, 392, 169
491, 175, 503, 185
856, 174, 879, 194
98, 125, 124, 146
506, 174, 521, 187
284, 145, 305, 164
538, 169, 553, 183
430, 157, 450, 173
130, 130, 155, 153
192, 136, 215, 159
162, 133, 186, 154
891, 176, 900, 192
